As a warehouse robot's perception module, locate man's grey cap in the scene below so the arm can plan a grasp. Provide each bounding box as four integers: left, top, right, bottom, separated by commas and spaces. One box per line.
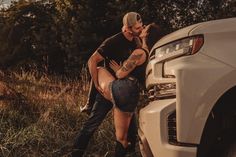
123, 12, 142, 27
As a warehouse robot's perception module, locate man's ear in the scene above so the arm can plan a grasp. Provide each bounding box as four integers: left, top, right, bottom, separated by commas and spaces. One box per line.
127, 27, 133, 34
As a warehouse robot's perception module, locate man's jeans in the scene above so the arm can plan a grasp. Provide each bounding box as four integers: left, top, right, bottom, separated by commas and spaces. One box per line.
72, 93, 137, 157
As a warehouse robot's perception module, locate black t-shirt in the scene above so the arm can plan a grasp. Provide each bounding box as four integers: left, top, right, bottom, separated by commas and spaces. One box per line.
97, 32, 137, 77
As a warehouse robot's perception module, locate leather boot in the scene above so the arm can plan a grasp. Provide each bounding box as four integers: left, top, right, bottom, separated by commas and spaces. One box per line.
114, 141, 127, 157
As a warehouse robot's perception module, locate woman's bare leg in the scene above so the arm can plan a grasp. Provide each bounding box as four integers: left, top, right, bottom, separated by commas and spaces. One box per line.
114, 108, 133, 148
98, 67, 133, 155
97, 67, 115, 101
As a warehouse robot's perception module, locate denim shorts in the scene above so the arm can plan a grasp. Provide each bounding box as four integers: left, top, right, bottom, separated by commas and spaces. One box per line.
110, 77, 140, 113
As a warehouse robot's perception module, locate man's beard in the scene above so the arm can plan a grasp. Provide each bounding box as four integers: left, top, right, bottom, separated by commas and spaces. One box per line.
131, 31, 141, 37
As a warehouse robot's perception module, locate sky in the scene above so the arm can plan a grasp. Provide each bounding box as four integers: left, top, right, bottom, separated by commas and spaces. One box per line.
1, 0, 37, 5
0, 0, 37, 8
1, 0, 11, 5
0, 0, 14, 8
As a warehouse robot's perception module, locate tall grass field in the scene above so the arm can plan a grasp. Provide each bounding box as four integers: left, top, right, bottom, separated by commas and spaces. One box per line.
0, 68, 143, 157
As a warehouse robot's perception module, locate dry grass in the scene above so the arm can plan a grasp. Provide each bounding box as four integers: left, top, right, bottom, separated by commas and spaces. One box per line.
0, 69, 142, 157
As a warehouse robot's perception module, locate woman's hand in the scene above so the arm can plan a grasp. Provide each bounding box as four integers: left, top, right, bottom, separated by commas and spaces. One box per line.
109, 60, 122, 73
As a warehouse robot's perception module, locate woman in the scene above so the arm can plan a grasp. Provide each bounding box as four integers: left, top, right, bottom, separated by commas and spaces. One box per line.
97, 23, 163, 156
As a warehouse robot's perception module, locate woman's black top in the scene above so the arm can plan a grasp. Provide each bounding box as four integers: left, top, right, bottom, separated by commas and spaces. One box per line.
129, 48, 149, 88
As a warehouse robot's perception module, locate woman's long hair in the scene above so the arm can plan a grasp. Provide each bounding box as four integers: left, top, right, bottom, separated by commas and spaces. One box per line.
146, 23, 164, 51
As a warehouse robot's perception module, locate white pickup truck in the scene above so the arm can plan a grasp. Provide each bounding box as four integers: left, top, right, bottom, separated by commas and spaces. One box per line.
138, 18, 236, 157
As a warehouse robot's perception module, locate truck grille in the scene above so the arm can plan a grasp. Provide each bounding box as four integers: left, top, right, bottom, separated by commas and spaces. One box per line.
168, 111, 177, 144
167, 111, 197, 147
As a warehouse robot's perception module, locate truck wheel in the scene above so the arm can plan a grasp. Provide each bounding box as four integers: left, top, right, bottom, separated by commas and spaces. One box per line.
198, 87, 236, 157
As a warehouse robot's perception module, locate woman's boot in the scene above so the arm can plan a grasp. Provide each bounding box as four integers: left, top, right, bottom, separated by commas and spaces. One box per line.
114, 141, 127, 157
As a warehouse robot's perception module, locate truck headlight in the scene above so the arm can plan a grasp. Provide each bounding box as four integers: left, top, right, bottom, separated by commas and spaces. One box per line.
150, 35, 204, 62
148, 82, 176, 100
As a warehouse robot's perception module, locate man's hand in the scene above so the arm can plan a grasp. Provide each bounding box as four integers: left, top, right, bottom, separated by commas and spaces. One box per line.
88, 51, 104, 95
109, 60, 122, 73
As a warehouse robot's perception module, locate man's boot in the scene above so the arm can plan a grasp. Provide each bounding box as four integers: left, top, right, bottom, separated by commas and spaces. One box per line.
114, 141, 127, 157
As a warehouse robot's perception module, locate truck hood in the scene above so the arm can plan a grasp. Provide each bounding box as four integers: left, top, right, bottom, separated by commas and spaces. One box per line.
151, 23, 200, 51
151, 17, 236, 52
190, 17, 236, 35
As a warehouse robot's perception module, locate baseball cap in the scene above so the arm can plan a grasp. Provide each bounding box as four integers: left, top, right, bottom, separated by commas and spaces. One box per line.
123, 12, 142, 27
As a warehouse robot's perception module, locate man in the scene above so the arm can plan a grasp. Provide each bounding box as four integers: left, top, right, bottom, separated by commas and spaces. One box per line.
72, 12, 143, 157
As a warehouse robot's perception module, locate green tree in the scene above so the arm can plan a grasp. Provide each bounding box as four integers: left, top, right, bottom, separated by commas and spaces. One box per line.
0, 0, 235, 76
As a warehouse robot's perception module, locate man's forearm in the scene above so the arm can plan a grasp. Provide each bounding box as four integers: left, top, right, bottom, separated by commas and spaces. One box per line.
88, 57, 99, 87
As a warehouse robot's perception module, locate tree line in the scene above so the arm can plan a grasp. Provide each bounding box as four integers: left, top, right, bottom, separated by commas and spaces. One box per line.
0, 0, 235, 77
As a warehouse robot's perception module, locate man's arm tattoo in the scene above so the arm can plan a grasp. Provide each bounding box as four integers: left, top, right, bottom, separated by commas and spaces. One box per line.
121, 53, 143, 72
